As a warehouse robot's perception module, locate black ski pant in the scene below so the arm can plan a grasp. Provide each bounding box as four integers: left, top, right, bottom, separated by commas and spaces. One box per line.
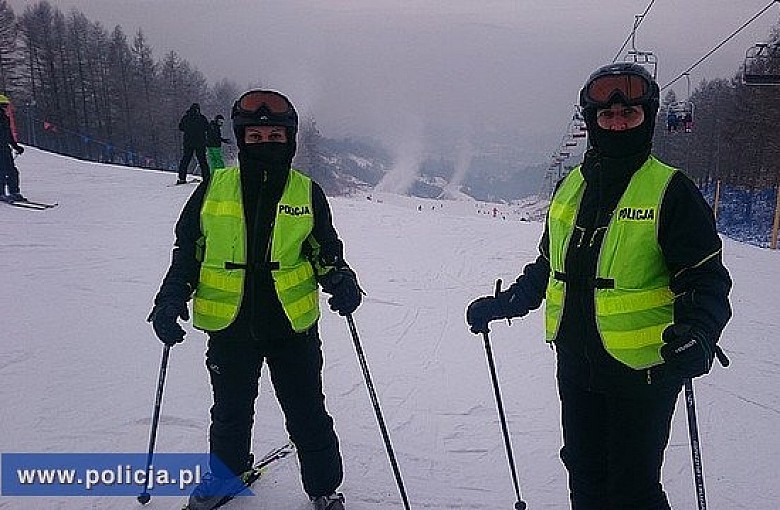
205, 328, 342, 498
0, 147, 20, 194
558, 378, 681, 510
178, 145, 209, 181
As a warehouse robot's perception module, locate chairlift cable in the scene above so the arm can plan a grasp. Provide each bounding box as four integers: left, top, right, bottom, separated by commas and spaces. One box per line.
612, 0, 658, 63
660, 0, 780, 91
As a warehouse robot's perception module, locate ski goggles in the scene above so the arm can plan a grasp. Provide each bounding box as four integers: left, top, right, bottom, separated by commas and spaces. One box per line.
583, 73, 651, 107
234, 90, 292, 116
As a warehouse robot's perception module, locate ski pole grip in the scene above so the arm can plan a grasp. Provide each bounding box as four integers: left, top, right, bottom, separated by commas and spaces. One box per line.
715, 345, 730, 367
494, 279, 511, 326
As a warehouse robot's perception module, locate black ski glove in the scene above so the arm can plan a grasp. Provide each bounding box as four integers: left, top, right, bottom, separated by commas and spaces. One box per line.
148, 301, 189, 346
466, 285, 531, 334
660, 324, 716, 381
321, 268, 363, 316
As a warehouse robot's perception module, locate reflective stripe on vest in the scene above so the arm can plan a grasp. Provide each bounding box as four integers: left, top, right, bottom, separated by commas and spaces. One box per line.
193, 167, 320, 333
545, 157, 677, 369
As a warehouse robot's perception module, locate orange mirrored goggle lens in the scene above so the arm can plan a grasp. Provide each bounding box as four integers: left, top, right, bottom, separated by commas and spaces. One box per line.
237, 91, 290, 114
586, 74, 649, 104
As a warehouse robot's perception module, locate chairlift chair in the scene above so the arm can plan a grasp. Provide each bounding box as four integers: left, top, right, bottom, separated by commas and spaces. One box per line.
666, 101, 695, 133
624, 50, 658, 79
742, 43, 780, 86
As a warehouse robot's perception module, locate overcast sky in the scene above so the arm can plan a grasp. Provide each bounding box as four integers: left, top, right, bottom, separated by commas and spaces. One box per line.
8, 0, 780, 162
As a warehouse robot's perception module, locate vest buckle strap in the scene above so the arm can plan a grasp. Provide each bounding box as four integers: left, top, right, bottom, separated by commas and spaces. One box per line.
553, 271, 615, 289
224, 261, 281, 270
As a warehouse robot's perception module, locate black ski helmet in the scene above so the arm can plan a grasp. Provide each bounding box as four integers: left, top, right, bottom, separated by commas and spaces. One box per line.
231, 89, 298, 150
579, 63, 660, 157
579, 62, 659, 118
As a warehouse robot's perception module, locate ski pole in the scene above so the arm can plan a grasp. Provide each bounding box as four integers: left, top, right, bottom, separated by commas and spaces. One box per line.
345, 314, 411, 510
684, 346, 730, 510
481, 279, 527, 510
138, 344, 172, 505
684, 379, 707, 510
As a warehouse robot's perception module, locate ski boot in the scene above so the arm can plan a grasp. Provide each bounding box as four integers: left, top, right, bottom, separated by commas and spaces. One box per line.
312, 492, 345, 510
7, 192, 25, 202
184, 472, 247, 510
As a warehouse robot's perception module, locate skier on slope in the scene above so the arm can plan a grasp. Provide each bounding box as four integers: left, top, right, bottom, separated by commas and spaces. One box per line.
176, 102, 211, 184
205, 114, 231, 171
150, 90, 362, 510
0, 94, 25, 202
466, 63, 732, 509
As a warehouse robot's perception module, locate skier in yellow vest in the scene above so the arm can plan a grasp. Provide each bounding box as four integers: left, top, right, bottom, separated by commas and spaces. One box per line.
466, 63, 731, 509
150, 90, 361, 510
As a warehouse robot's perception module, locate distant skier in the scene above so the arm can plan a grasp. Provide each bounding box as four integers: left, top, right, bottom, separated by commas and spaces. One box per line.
683, 110, 693, 133
205, 114, 231, 171
666, 108, 679, 132
176, 103, 210, 184
0, 94, 25, 202
150, 90, 362, 510
466, 63, 732, 510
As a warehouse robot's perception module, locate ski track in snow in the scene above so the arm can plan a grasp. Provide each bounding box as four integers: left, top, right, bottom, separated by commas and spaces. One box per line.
0, 148, 778, 509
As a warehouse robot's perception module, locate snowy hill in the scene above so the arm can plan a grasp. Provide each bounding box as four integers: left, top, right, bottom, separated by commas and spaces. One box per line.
1, 147, 778, 509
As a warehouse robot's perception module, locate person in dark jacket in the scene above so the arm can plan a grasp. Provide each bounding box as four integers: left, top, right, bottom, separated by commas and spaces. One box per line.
177, 102, 211, 184
150, 90, 361, 510
205, 114, 231, 171
0, 94, 25, 202
466, 63, 732, 510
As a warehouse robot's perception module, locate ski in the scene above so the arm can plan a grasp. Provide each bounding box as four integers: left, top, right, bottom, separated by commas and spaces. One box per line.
181, 441, 296, 510
168, 179, 202, 187
19, 199, 58, 208
3, 200, 58, 210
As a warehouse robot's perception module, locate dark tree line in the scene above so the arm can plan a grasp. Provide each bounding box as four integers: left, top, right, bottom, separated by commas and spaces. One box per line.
654, 24, 780, 191
0, 0, 243, 170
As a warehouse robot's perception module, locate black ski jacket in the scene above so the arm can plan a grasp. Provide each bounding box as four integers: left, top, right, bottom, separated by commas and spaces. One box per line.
506, 149, 732, 396
178, 110, 209, 148
206, 120, 230, 148
154, 161, 352, 347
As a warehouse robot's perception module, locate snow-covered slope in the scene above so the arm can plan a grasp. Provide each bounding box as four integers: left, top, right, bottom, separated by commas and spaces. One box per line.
0, 148, 777, 509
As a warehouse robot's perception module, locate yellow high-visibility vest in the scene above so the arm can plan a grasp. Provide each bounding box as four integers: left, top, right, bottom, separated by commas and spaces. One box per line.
193, 167, 320, 333
545, 157, 677, 369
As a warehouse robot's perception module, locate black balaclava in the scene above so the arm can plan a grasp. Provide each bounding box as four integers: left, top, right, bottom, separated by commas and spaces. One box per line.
238, 128, 296, 183
583, 103, 656, 159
